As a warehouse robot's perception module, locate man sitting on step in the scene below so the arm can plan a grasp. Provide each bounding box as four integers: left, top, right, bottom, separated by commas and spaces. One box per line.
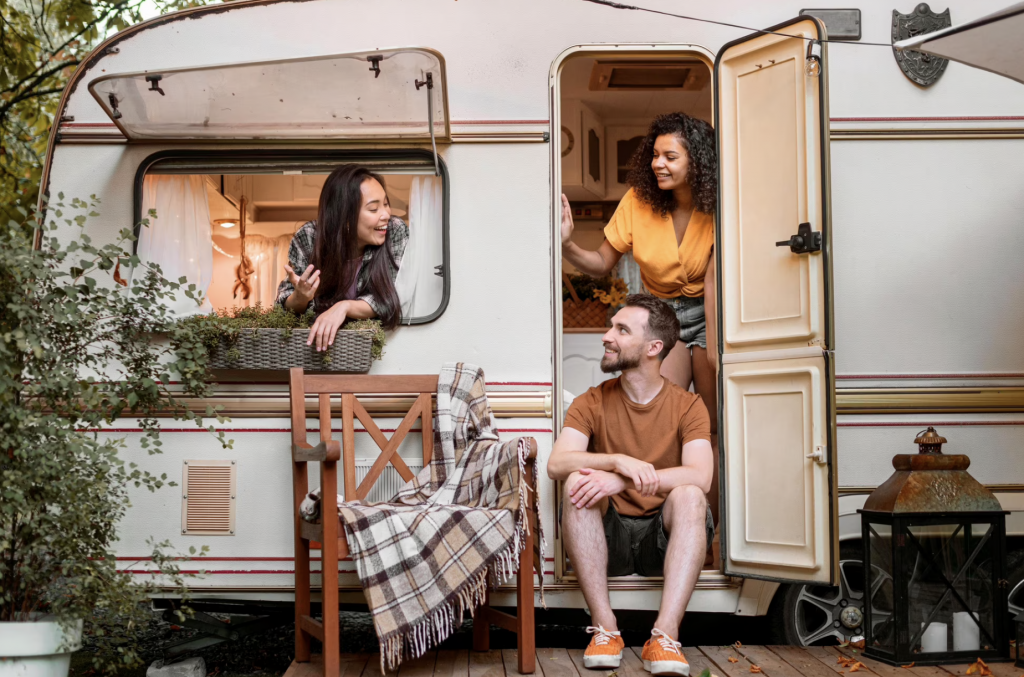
548, 294, 714, 677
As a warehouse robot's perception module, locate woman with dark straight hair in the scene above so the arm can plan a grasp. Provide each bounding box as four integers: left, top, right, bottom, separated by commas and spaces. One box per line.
276, 164, 408, 350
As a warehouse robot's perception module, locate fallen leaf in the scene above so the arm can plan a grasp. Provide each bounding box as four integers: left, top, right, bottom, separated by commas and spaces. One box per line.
729, 658, 740, 663
606, 672, 618, 677
750, 666, 761, 674
734, 641, 744, 648
698, 669, 710, 677
901, 663, 915, 669
837, 657, 855, 668
850, 662, 865, 673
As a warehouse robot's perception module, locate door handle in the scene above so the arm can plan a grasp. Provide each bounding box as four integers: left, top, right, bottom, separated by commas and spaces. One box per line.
805, 445, 828, 465
776, 222, 822, 254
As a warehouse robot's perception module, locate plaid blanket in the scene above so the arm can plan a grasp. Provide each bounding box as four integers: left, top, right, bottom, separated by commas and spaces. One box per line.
334, 363, 544, 670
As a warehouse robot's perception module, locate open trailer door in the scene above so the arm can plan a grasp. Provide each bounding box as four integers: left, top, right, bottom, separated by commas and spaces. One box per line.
714, 17, 838, 585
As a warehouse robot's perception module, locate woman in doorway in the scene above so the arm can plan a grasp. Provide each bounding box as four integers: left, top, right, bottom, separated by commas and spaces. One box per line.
276, 164, 408, 350
560, 112, 720, 540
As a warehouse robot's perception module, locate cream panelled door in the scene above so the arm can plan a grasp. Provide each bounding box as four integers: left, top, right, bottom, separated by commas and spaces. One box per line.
715, 17, 838, 585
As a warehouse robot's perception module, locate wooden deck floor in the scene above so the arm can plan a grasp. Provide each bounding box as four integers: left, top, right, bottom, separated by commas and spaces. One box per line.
283, 645, 1022, 677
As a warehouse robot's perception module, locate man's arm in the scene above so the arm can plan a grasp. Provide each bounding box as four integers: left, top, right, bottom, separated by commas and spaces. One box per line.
547, 427, 661, 496
655, 439, 714, 495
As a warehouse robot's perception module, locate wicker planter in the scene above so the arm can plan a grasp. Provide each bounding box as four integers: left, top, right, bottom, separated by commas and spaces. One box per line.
562, 299, 610, 329
209, 328, 373, 372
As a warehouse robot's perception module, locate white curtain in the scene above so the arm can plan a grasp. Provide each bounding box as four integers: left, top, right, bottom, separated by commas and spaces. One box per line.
239, 233, 292, 308
394, 176, 442, 321
138, 175, 214, 316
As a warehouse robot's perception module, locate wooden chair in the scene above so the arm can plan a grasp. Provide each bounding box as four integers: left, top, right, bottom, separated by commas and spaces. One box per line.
288, 368, 537, 676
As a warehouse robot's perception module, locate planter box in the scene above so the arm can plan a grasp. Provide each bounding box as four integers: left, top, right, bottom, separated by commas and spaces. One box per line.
0, 615, 82, 677
209, 328, 373, 372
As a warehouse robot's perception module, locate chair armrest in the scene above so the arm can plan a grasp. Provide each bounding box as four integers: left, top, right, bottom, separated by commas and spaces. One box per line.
293, 440, 341, 462
523, 437, 537, 461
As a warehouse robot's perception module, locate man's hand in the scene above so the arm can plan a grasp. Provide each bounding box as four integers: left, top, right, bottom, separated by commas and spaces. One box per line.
568, 468, 626, 509
614, 455, 660, 497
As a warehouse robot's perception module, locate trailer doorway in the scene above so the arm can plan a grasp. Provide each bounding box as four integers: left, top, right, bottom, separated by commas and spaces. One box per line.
551, 46, 727, 593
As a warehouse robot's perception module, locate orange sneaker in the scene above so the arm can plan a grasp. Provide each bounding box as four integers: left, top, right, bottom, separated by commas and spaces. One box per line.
583, 625, 624, 669
641, 629, 689, 676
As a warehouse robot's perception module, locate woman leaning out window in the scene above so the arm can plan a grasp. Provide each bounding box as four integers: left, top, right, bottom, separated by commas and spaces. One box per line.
276, 164, 408, 350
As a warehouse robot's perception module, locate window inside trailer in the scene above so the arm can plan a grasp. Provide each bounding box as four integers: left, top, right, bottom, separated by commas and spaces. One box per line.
135, 155, 448, 324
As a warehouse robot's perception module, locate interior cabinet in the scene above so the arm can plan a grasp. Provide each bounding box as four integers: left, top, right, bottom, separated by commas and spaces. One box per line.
562, 102, 604, 201
605, 125, 648, 201
581, 103, 605, 198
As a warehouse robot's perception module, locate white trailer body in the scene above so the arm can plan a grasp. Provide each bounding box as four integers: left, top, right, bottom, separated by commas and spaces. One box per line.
41, 0, 1024, 641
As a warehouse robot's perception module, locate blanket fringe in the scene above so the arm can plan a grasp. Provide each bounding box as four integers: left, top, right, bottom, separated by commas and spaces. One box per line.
377, 439, 545, 672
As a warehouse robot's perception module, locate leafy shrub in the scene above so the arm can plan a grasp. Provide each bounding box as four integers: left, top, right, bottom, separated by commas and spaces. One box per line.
562, 272, 628, 307
1, 198, 223, 672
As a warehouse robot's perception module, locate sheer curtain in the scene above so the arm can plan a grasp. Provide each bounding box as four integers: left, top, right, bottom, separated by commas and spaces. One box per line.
241, 233, 292, 308
394, 176, 442, 321
138, 175, 214, 316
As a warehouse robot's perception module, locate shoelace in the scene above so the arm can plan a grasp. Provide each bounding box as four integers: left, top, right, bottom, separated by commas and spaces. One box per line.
586, 626, 621, 646
651, 628, 682, 654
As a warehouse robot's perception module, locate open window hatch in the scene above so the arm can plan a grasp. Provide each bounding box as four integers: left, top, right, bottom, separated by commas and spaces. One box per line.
89, 48, 449, 157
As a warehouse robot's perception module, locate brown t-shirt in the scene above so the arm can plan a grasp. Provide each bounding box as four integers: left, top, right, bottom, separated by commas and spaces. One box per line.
564, 378, 711, 517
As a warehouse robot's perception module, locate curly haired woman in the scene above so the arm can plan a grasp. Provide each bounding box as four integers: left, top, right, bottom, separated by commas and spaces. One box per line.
561, 112, 720, 533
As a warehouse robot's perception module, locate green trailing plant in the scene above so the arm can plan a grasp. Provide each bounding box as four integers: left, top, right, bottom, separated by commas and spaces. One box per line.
178, 304, 388, 363
0, 197, 227, 672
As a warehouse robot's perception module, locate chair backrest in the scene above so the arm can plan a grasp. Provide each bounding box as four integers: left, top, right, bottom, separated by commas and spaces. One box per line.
288, 369, 439, 501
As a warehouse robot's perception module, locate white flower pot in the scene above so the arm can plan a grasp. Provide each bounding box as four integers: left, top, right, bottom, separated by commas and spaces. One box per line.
0, 615, 82, 677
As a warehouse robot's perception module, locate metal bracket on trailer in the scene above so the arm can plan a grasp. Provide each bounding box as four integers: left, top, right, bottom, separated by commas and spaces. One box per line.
415, 72, 440, 176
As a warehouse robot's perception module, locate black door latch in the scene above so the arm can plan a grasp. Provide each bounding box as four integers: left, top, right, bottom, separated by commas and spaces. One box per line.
776, 222, 821, 254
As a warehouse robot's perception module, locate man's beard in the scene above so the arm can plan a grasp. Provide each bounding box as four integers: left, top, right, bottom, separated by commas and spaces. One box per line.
600, 345, 643, 373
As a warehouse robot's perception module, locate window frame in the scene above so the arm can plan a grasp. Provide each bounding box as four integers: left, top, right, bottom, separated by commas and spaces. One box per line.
133, 148, 450, 325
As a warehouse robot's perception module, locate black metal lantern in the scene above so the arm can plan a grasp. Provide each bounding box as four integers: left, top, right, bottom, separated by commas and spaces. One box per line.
1015, 610, 1024, 668
859, 427, 1010, 665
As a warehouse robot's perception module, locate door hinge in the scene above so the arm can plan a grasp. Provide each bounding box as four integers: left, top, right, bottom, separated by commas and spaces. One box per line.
776, 222, 821, 254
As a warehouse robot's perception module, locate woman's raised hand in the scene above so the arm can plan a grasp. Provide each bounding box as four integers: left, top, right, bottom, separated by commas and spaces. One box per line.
307, 301, 348, 352
284, 263, 320, 302
560, 194, 575, 246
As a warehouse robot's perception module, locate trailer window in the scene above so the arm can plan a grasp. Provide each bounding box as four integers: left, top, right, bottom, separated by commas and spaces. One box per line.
134, 151, 449, 325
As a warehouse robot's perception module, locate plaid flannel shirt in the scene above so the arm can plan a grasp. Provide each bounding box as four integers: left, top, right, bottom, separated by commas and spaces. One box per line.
275, 217, 409, 316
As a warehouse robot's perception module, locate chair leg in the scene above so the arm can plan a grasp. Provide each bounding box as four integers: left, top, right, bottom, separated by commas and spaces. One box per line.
473, 591, 491, 652
295, 526, 312, 663
516, 528, 536, 674
322, 541, 340, 677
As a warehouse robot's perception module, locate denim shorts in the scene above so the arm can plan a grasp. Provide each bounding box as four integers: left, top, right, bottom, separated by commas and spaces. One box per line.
661, 294, 706, 349
604, 501, 714, 577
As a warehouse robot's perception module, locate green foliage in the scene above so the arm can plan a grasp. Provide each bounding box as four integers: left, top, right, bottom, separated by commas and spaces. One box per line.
178, 304, 388, 363
0, 0, 218, 222
0, 197, 228, 672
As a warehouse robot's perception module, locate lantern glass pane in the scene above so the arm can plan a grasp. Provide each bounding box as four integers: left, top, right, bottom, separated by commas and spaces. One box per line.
868, 521, 897, 653
906, 522, 998, 654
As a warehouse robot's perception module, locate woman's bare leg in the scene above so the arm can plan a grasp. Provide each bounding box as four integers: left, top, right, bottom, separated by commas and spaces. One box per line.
660, 341, 693, 391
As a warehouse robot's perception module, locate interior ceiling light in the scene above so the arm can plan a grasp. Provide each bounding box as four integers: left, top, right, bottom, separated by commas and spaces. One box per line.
213, 219, 237, 229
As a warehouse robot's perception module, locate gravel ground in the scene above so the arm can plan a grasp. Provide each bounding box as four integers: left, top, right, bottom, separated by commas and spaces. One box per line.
70, 605, 776, 677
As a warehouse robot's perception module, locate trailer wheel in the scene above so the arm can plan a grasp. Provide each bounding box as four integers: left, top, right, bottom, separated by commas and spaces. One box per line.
771, 543, 892, 646
771, 541, 1024, 646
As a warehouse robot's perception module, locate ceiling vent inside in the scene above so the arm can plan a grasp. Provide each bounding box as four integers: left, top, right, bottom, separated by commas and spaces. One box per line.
181, 460, 236, 536
589, 61, 709, 91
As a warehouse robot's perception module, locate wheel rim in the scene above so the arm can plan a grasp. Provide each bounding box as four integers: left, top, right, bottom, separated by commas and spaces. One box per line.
792, 558, 894, 646
1009, 578, 1024, 618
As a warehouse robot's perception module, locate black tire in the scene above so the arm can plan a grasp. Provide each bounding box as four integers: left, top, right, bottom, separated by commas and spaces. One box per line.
767, 543, 883, 646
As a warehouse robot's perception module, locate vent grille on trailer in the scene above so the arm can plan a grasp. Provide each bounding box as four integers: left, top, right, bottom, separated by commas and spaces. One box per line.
181, 460, 236, 535
353, 459, 424, 503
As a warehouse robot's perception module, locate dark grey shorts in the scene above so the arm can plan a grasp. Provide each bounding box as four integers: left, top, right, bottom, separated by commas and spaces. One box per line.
661, 294, 707, 349
604, 501, 715, 577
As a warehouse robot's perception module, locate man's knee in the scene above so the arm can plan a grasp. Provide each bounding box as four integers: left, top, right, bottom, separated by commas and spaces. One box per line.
664, 485, 706, 525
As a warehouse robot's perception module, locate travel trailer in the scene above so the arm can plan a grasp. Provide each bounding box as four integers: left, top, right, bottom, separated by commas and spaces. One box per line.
41, 0, 1024, 648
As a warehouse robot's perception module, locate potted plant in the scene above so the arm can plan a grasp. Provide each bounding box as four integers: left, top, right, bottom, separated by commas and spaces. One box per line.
1, 198, 217, 676
561, 272, 628, 328
178, 304, 386, 372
